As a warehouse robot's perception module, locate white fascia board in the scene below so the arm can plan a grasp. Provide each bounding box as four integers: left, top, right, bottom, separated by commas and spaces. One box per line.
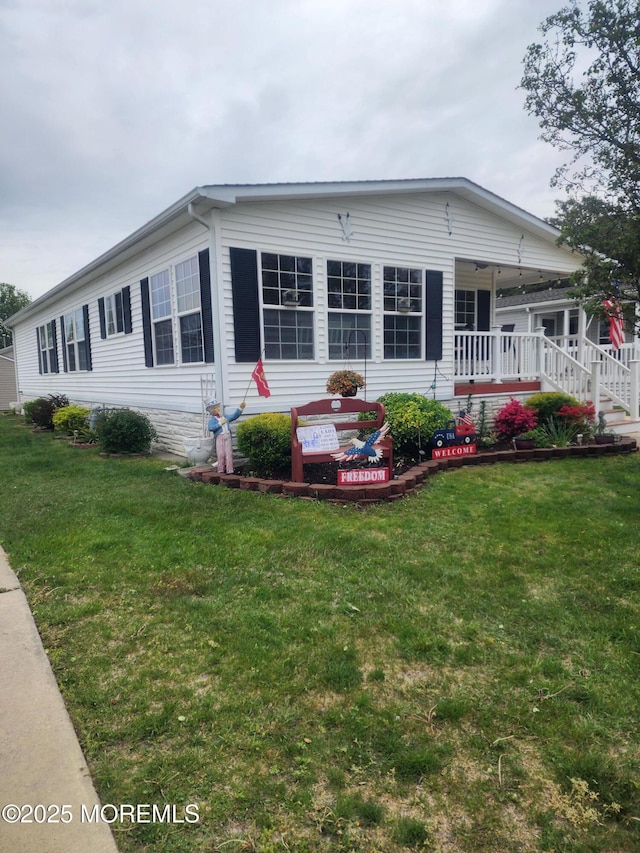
199, 177, 562, 241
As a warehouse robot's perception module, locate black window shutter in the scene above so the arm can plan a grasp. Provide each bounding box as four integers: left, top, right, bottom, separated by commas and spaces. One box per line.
425, 270, 443, 361
122, 286, 132, 334
140, 277, 154, 367
82, 304, 92, 370
50, 320, 59, 373
36, 329, 43, 375
477, 290, 491, 331
98, 298, 107, 339
114, 291, 123, 333
198, 248, 215, 363
60, 315, 68, 372
230, 247, 261, 363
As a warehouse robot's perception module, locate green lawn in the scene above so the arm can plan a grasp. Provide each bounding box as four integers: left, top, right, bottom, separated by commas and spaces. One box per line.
1, 414, 639, 852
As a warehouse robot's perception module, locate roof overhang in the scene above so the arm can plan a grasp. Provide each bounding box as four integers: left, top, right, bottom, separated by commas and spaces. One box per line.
8, 177, 570, 326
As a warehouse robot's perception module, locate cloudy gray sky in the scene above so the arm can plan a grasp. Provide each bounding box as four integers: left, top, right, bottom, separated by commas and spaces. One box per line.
1, 0, 568, 300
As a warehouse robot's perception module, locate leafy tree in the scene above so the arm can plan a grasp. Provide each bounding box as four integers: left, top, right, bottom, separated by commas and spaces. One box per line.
0, 283, 31, 347
521, 0, 640, 331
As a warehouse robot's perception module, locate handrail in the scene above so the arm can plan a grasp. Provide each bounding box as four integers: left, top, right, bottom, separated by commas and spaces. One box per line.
539, 338, 591, 401
581, 339, 632, 411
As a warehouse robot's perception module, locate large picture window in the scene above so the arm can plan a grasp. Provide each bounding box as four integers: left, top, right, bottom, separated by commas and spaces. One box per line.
261, 253, 314, 360
383, 266, 423, 359
327, 260, 371, 360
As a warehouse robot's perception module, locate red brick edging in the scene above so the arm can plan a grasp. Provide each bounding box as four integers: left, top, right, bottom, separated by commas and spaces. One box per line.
187, 437, 637, 504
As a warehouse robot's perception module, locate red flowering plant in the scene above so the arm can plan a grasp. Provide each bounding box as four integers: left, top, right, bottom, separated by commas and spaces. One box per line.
493, 397, 538, 441
557, 402, 596, 433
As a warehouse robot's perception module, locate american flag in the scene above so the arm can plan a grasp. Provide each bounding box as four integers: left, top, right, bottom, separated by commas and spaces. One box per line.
458, 411, 474, 426
602, 298, 625, 351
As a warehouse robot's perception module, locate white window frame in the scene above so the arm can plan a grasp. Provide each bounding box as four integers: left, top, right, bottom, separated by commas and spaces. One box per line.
260, 252, 314, 361
104, 291, 125, 337
63, 309, 88, 371
327, 259, 372, 361
38, 321, 57, 373
383, 265, 424, 360
149, 257, 204, 366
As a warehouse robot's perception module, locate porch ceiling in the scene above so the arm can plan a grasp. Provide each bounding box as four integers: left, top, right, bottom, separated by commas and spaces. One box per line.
456, 259, 570, 290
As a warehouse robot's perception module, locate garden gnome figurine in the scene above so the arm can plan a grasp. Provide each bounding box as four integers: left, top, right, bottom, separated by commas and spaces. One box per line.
206, 398, 246, 474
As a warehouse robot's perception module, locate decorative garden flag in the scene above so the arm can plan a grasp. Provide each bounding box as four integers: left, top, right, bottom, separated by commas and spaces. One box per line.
603, 298, 625, 350
251, 358, 271, 397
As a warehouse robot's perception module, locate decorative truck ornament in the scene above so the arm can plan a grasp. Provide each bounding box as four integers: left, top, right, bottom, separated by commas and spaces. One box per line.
431, 413, 476, 449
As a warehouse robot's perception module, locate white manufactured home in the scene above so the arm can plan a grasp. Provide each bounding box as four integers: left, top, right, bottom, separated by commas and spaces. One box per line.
9, 178, 639, 454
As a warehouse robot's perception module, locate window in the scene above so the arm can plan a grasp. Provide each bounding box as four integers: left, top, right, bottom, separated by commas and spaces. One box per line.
327, 260, 371, 359
175, 257, 204, 363
145, 258, 205, 366
261, 253, 314, 360
261, 253, 313, 307
106, 292, 124, 336
150, 269, 174, 365
455, 289, 476, 329
37, 320, 58, 374
383, 266, 423, 359
64, 308, 89, 371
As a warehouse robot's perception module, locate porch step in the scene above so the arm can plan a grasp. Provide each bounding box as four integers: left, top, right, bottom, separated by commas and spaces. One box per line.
605, 416, 640, 436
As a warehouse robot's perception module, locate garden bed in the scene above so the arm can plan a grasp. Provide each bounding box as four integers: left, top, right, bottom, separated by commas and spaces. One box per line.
187, 436, 638, 504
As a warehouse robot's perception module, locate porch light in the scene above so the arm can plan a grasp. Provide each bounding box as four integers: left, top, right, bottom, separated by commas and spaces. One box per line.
282, 289, 300, 307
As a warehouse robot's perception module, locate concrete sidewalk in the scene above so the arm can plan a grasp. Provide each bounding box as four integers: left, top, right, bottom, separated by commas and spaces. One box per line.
0, 547, 118, 853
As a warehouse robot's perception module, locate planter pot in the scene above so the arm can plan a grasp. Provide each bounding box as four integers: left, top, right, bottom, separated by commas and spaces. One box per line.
513, 438, 536, 450
341, 388, 358, 397
183, 437, 214, 464
594, 434, 616, 445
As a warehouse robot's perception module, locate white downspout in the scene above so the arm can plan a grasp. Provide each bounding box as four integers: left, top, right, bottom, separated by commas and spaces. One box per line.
186, 202, 226, 414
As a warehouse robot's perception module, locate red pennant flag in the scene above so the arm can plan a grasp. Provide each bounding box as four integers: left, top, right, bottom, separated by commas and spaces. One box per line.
251, 358, 271, 397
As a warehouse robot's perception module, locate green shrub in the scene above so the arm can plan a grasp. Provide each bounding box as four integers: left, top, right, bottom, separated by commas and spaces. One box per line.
236, 412, 292, 477
525, 392, 580, 427
23, 394, 69, 430
93, 409, 157, 454
52, 404, 91, 435
367, 393, 452, 461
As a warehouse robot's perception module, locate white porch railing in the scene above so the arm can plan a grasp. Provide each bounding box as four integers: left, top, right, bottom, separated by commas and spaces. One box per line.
454, 331, 540, 382
454, 330, 639, 416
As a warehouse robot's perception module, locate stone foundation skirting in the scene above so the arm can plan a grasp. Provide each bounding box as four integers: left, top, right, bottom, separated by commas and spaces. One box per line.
187, 436, 638, 504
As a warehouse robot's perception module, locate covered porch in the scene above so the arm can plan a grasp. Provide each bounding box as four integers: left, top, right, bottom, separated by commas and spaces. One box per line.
453, 327, 640, 425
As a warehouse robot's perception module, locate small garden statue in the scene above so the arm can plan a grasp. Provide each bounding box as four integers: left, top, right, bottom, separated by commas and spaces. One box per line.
206, 398, 246, 473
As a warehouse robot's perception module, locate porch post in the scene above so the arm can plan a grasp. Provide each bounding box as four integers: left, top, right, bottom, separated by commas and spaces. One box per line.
591, 361, 601, 414
491, 325, 502, 383
577, 309, 586, 368
630, 360, 640, 419
534, 325, 545, 384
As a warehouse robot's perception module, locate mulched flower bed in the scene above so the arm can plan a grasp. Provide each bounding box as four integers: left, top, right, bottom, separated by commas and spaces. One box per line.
187, 436, 638, 505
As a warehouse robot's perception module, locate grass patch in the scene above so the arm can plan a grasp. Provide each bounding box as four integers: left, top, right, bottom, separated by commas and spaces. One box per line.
0, 414, 639, 851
